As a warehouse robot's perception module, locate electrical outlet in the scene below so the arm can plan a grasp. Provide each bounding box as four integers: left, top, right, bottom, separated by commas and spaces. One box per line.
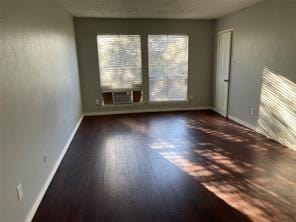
16, 183, 23, 201
95, 99, 100, 105
250, 108, 255, 116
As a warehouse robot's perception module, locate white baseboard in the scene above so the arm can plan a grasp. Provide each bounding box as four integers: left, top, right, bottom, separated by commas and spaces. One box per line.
228, 115, 257, 131
25, 115, 84, 222
84, 106, 213, 116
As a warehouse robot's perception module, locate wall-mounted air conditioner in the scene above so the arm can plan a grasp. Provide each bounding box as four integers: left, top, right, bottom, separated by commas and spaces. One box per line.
112, 91, 132, 104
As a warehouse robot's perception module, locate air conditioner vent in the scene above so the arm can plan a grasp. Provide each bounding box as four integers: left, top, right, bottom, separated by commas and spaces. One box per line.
112, 91, 132, 104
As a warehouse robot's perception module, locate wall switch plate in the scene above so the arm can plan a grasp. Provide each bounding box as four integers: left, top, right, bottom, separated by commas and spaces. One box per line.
16, 183, 23, 201
95, 99, 100, 105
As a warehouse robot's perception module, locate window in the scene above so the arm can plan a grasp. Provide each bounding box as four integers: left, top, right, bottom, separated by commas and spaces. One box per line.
97, 35, 142, 92
148, 35, 188, 101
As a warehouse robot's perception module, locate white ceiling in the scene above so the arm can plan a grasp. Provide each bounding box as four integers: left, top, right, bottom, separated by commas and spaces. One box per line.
60, 0, 264, 19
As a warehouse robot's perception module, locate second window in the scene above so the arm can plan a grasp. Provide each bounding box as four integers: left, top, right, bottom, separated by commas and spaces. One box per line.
148, 35, 189, 102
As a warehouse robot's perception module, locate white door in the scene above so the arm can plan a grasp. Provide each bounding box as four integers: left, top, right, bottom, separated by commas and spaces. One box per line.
215, 30, 233, 117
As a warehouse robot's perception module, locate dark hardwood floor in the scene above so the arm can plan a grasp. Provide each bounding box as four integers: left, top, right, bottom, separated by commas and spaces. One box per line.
33, 111, 296, 222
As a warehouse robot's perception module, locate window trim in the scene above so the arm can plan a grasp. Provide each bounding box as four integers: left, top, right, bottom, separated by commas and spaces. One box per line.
147, 34, 190, 103
96, 34, 144, 106
95, 33, 191, 107
97, 34, 143, 91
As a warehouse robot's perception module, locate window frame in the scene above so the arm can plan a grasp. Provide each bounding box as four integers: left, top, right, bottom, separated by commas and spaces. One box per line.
95, 33, 191, 106
96, 34, 145, 106
147, 34, 190, 104
96, 34, 143, 91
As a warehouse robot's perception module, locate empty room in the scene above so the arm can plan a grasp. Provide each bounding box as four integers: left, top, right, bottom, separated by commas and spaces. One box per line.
0, 0, 296, 221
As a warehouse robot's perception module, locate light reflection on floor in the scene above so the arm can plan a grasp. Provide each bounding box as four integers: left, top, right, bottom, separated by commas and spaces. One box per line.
114, 112, 296, 221
145, 116, 296, 222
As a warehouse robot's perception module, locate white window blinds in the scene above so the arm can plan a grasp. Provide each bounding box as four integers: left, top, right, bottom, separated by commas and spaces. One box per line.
148, 35, 188, 101
97, 35, 142, 91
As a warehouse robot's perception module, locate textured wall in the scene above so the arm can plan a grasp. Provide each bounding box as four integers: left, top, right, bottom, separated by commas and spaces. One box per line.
0, 0, 4, 219
75, 18, 215, 113
1, 0, 82, 221
215, 1, 296, 150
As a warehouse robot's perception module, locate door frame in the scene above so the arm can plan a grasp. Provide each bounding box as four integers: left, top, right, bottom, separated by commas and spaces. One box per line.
215, 28, 234, 118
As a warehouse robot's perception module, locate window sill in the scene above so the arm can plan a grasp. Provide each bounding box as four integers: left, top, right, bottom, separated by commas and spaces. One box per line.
100, 100, 190, 108
101, 102, 144, 108
148, 100, 189, 105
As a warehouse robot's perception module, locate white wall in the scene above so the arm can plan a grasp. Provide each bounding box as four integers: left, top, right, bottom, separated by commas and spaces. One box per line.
0, 0, 82, 221
215, 1, 296, 150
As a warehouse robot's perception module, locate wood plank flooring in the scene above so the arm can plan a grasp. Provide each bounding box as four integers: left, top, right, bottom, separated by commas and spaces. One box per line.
33, 111, 296, 222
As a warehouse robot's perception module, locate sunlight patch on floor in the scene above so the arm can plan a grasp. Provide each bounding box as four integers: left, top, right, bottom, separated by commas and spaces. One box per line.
158, 148, 285, 222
